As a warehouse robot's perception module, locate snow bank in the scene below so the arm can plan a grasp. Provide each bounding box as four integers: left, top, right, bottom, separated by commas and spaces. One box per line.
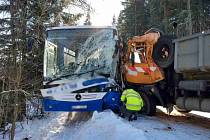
2, 113, 69, 140
70, 111, 147, 140
2, 111, 210, 140
191, 111, 210, 119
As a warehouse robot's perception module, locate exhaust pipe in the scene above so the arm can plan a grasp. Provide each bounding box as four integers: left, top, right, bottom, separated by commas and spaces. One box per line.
176, 97, 210, 112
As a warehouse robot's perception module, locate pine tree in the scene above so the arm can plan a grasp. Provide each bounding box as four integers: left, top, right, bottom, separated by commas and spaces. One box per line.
0, 0, 90, 139
117, 0, 150, 40
118, 0, 210, 38
112, 15, 116, 25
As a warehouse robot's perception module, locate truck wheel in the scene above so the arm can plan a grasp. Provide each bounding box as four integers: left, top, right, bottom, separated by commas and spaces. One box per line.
174, 105, 191, 113
153, 36, 174, 68
140, 92, 156, 116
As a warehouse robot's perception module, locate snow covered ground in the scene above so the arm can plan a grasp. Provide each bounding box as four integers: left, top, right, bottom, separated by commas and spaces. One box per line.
1, 111, 210, 140
191, 111, 210, 119
157, 106, 210, 119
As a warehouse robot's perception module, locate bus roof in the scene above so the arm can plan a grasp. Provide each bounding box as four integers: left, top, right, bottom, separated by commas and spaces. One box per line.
46, 25, 117, 31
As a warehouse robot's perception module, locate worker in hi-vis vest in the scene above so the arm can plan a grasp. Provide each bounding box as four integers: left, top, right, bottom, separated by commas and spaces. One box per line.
120, 88, 144, 121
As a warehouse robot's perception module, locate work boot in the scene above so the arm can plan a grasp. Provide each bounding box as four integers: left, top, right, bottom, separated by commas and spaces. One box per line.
128, 116, 133, 121
134, 115, 137, 120
119, 112, 125, 118
128, 114, 135, 121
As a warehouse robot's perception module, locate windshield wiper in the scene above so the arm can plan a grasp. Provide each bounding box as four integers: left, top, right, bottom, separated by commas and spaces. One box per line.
45, 66, 105, 85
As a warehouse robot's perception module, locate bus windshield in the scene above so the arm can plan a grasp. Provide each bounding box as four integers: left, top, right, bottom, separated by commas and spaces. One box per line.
44, 27, 117, 80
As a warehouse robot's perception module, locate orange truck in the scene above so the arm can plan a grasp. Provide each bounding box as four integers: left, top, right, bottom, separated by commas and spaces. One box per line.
117, 28, 210, 115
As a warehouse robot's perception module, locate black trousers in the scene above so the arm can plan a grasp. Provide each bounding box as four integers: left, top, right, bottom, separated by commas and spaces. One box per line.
119, 105, 138, 121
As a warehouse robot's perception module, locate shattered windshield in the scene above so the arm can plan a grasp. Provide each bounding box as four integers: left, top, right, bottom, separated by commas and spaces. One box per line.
44, 27, 117, 80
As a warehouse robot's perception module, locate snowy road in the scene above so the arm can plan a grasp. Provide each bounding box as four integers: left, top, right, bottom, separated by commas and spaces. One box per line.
2, 110, 210, 140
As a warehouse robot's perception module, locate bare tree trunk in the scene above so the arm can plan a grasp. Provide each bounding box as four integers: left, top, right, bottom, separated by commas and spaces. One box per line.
134, 0, 137, 35
187, 0, 192, 35
162, 0, 168, 33
8, 0, 24, 139
10, 92, 18, 140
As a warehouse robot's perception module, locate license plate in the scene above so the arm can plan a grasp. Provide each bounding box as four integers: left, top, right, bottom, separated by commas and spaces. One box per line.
72, 105, 87, 109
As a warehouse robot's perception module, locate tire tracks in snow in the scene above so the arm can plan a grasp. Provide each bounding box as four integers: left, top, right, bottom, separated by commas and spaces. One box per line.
39, 113, 69, 140
156, 108, 210, 130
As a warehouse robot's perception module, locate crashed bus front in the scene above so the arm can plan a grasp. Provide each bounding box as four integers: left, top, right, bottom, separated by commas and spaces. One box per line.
41, 26, 121, 112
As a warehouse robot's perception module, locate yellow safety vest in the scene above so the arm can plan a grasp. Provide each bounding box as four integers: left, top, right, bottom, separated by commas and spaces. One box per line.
121, 89, 144, 111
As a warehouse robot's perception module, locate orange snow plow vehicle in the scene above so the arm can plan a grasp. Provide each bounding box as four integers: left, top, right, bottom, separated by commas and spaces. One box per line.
123, 29, 174, 85
124, 31, 163, 84
119, 28, 210, 116
118, 29, 176, 115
